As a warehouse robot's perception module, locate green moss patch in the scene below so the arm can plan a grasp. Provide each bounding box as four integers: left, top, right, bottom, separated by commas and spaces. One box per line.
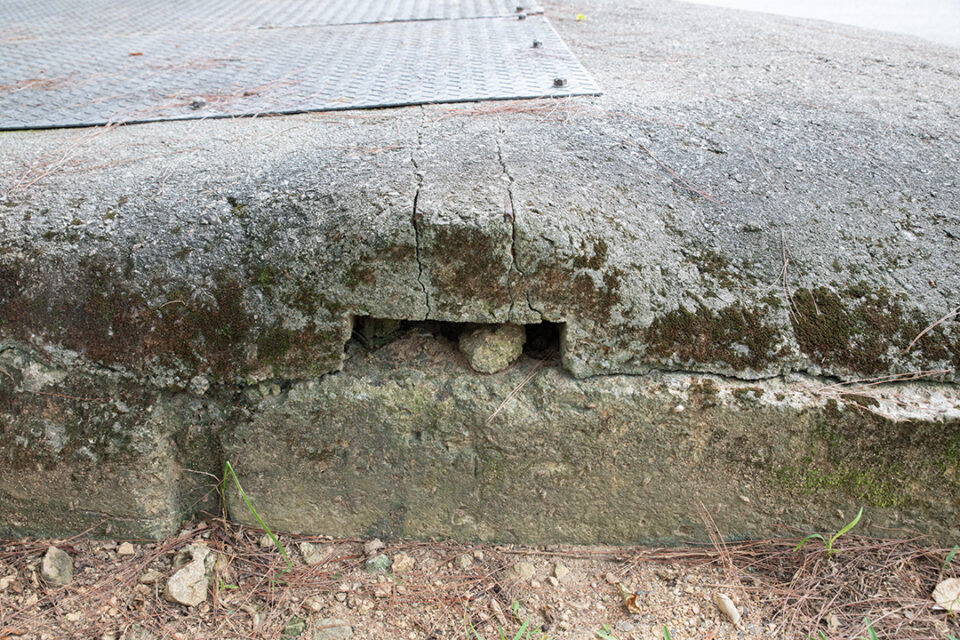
790, 283, 959, 375
643, 303, 780, 370
776, 403, 960, 509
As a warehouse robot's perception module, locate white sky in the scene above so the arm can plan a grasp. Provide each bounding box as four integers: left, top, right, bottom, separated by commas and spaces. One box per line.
679, 0, 960, 48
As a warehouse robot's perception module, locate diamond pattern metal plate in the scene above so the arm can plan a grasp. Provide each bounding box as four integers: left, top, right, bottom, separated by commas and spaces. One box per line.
0, 0, 599, 130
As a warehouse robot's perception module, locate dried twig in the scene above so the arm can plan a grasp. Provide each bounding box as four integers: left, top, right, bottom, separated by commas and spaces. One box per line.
485, 355, 550, 424
905, 304, 960, 353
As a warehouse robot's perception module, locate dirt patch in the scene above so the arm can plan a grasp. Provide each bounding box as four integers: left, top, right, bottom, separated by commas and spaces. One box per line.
0, 518, 956, 640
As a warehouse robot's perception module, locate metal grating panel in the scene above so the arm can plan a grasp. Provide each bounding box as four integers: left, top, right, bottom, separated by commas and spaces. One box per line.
0, 0, 598, 130
1, 0, 544, 41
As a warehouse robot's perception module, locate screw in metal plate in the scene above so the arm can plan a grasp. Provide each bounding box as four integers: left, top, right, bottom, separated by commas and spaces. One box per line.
532, 40, 543, 48
190, 97, 207, 110
553, 78, 567, 88
516, 5, 524, 11
517, 13, 526, 19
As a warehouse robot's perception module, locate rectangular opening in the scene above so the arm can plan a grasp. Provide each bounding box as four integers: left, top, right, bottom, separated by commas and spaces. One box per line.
347, 316, 563, 363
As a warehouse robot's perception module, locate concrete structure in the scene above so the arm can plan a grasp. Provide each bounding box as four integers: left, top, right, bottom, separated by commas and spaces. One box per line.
1, 0, 959, 543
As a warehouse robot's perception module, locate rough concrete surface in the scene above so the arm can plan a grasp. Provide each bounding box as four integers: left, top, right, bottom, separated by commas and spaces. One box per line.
224, 334, 960, 544
1, 0, 959, 541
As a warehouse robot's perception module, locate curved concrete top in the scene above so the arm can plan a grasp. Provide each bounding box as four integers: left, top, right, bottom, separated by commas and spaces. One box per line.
2, 0, 959, 389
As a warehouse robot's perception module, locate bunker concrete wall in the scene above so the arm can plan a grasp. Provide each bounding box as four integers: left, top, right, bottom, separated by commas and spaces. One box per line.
1, 0, 959, 542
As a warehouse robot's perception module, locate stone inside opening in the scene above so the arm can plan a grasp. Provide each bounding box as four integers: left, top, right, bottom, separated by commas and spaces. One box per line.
348, 316, 563, 371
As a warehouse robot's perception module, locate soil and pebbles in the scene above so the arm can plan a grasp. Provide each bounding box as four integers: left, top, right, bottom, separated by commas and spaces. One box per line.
0, 518, 957, 640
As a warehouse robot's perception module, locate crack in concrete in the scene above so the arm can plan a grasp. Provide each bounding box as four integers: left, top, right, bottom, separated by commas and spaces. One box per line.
496, 130, 543, 324
411, 106, 431, 320
495, 135, 518, 323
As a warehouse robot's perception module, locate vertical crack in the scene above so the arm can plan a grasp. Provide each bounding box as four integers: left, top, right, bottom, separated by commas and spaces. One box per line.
412, 107, 431, 320
496, 134, 521, 323
496, 131, 543, 323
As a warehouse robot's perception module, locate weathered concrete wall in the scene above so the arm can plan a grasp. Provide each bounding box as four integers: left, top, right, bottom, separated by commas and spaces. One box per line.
0, 345, 220, 538
1, 0, 959, 541
224, 335, 960, 544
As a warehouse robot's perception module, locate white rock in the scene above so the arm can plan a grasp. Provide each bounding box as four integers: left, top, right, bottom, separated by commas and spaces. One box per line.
164, 545, 213, 607
932, 578, 960, 612
553, 562, 571, 583
41, 546, 73, 586
713, 593, 741, 625
117, 542, 135, 556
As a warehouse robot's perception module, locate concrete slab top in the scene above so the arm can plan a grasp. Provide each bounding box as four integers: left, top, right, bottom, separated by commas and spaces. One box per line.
1, 0, 959, 389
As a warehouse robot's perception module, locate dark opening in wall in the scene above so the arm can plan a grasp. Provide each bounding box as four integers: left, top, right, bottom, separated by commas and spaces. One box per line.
524, 321, 562, 360
349, 317, 470, 350
348, 316, 564, 363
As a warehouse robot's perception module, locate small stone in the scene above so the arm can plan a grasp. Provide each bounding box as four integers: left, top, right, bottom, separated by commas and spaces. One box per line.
364, 554, 391, 573
65, 612, 83, 622
473, 550, 484, 561
604, 572, 618, 584
0, 575, 15, 591
139, 570, 161, 585
41, 546, 73, 586
303, 595, 325, 613
826, 613, 840, 631
392, 552, 415, 575
455, 554, 473, 570
739, 495, 750, 503
548, 576, 559, 587
553, 563, 571, 583
164, 545, 213, 607
713, 593, 741, 625
117, 542, 135, 556
374, 584, 392, 598
259, 534, 274, 548
530, 580, 541, 588
299, 542, 331, 565
363, 539, 385, 556
312, 618, 353, 640
101, 633, 118, 640
932, 577, 960, 611
459, 324, 526, 373
513, 561, 536, 581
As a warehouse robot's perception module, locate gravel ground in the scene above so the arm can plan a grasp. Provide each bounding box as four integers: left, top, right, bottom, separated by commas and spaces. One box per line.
0, 517, 957, 640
